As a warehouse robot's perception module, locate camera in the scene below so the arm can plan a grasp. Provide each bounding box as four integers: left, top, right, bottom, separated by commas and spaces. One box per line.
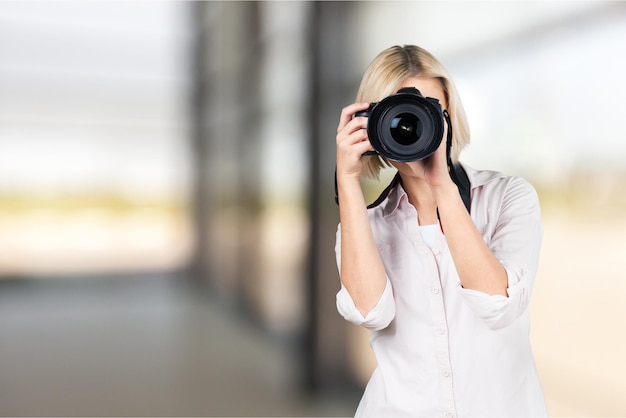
355, 87, 445, 162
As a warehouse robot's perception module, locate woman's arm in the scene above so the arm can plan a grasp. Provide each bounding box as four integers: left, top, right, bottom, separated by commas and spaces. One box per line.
335, 103, 389, 316
423, 136, 508, 297
433, 182, 509, 296
445, 175, 542, 329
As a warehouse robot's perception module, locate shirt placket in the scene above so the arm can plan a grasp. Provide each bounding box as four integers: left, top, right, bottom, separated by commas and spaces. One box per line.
428, 241, 457, 418
404, 212, 457, 418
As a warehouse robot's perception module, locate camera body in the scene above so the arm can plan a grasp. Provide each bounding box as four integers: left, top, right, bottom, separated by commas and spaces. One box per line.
356, 87, 445, 162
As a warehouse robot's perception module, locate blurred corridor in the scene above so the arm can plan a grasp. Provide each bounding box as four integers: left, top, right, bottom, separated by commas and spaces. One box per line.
1, 1, 626, 416
0, 274, 358, 416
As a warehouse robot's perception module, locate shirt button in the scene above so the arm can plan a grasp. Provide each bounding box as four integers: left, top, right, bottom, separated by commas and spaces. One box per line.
441, 370, 450, 378
432, 287, 440, 294
445, 413, 455, 418
437, 328, 446, 335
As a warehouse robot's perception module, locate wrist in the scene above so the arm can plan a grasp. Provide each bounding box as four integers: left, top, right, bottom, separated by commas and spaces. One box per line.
431, 180, 460, 202
336, 171, 362, 186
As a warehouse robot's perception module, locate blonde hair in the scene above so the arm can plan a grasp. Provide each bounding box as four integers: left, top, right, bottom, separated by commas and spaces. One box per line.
357, 45, 470, 179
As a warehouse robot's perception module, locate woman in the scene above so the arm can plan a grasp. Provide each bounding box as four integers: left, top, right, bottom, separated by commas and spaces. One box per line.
335, 45, 548, 417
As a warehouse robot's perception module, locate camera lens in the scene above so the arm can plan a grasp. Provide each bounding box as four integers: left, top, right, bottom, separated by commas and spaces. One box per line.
390, 113, 423, 146
365, 87, 445, 162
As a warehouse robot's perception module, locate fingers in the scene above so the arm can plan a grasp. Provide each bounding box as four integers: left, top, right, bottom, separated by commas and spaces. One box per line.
336, 102, 374, 178
336, 102, 371, 153
337, 102, 371, 133
338, 122, 374, 155
337, 129, 372, 155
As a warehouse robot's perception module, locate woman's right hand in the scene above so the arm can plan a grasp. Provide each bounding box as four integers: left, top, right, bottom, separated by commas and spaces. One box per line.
335, 102, 374, 180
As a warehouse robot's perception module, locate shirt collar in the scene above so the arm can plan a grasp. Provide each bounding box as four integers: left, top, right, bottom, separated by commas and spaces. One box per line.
375, 162, 508, 218
381, 178, 407, 217
459, 161, 508, 189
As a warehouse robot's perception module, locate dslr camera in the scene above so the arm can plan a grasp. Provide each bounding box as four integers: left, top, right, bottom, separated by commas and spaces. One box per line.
356, 87, 445, 162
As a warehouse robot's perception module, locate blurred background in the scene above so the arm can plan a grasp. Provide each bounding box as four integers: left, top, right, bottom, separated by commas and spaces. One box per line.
0, 1, 625, 416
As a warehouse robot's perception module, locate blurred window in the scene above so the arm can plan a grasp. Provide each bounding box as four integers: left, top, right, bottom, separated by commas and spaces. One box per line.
0, 2, 193, 276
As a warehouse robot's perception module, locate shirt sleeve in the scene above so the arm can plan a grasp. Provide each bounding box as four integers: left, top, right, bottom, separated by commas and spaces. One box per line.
458, 176, 543, 330
336, 278, 396, 331
334, 224, 396, 331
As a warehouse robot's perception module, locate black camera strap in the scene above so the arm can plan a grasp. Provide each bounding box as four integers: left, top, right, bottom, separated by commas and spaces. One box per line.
334, 110, 471, 214
444, 110, 471, 214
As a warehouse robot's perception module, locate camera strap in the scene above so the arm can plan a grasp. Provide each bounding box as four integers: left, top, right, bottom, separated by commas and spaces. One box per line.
334, 110, 471, 214
444, 110, 472, 214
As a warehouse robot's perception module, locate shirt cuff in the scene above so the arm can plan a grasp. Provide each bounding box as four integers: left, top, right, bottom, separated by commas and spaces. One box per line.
457, 265, 528, 330
336, 277, 396, 331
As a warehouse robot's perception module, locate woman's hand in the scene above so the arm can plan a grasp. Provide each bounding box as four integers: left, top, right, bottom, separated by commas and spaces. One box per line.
335, 102, 374, 180
393, 117, 455, 190
421, 121, 454, 189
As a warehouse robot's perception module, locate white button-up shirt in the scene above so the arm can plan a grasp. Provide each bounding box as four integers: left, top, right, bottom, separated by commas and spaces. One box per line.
335, 164, 548, 418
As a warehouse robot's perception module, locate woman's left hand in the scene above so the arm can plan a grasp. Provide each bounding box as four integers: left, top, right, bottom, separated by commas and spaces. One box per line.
390, 118, 456, 192
419, 120, 455, 189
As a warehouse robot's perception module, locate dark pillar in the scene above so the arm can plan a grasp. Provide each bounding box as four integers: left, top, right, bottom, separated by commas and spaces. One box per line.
306, 1, 361, 392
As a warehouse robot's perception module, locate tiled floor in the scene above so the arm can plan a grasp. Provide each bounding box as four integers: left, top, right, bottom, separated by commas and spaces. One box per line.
0, 274, 358, 416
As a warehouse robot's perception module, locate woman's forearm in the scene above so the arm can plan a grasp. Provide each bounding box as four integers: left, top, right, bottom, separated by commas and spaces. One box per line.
338, 175, 388, 316
434, 183, 508, 296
